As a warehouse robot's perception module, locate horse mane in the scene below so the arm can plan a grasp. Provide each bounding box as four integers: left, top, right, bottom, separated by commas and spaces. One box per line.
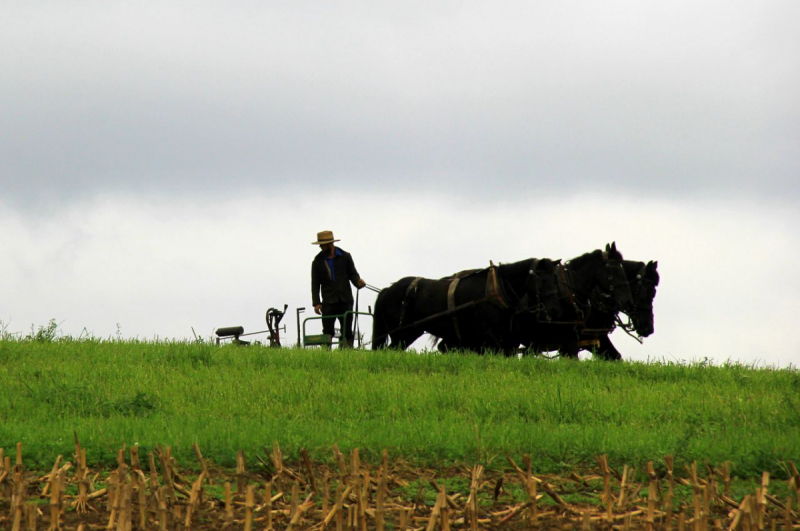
497, 258, 535, 277
622, 260, 645, 278
448, 258, 535, 281
566, 249, 604, 270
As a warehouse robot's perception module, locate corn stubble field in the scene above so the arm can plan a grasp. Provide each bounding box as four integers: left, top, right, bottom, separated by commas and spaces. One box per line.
2, 439, 800, 531
1, 337, 799, 529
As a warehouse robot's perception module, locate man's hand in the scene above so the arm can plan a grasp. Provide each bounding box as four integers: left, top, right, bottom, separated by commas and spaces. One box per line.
314, 304, 322, 315
356, 278, 366, 289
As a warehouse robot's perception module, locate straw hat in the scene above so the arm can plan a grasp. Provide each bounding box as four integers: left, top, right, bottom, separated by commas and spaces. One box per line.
312, 230, 340, 245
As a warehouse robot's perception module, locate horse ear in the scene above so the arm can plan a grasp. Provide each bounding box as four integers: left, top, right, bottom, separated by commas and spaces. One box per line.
611, 242, 618, 252
647, 261, 660, 285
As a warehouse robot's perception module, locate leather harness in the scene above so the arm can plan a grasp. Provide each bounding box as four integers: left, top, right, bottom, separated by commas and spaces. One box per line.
484, 262, 510, 310
447, 277, 462, 340
398, 276, 422, 328
399, 262, 511, 340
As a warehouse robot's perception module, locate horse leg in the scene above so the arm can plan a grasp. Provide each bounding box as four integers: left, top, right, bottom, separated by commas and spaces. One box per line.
559, 336, 580, 359
372, 314, 401, 350
506, 340, 524, 357
520, 341, 535, 356
498, 333, 523, 357
437, 337, 474, 354
390, 328, 424, 351
372, 294, 399, 350
594, 335, 622, 361
371, 277, 417, 350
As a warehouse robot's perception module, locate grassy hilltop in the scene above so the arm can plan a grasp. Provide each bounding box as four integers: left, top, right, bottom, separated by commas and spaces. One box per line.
1, 338, 798, 477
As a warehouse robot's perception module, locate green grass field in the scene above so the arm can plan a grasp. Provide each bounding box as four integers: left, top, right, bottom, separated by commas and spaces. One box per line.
1, 337, 798, 478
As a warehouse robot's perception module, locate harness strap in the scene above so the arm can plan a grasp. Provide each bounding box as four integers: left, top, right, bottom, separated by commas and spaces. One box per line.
616, 315, 644, 344
449, 268, 481, 280
406, 276, 422, 295
447, 278, 462, 341
485, 262, 510, 310
398, 277, 422, 327
519, 258, 540, 310
557, 264, 578, 311
557, 263, 588, 324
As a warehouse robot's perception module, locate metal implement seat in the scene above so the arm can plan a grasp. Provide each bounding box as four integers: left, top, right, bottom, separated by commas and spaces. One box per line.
302, 311, 373, 348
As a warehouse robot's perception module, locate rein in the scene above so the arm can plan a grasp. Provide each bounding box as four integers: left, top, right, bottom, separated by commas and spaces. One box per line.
372, 296, 493, 345
615, 314, 644, 344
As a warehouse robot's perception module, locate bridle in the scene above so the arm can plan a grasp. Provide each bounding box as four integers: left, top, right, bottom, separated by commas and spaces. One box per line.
620, 262, 656, 339
591, 259, 633, 313
501, 258, 558, 321
551, 253, 631, 326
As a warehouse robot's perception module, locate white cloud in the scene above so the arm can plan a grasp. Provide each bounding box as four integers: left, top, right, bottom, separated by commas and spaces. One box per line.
2, 192, 796, 367
1, 2, 797, 367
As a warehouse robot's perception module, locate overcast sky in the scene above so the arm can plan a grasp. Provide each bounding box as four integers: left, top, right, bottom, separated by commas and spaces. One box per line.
2, 2, 798, 366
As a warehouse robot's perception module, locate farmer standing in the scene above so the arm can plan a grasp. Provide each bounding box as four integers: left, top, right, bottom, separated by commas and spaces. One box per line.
311, 230, 366, 348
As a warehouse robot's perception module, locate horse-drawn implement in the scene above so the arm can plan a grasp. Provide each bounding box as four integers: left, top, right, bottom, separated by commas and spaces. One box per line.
301, 310, 374, 348
215, 287, 379, 349
214, 304, 288, 346
300, 283, 381, 348
213, 243, 658, 360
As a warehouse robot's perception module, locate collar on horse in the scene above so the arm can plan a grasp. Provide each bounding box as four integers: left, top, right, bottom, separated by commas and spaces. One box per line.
488, 258, 551, 312
447, 261, 509, 342
485, 261, 511, 310
555, 263, 584, 323
398, 276, 423, 328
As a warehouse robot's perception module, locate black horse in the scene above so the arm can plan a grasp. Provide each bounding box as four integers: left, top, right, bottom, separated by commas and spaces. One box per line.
435, 243, 635, 357
624, 260, 659, 337
372, 258, 562, 354
520, 255, 658, 360
574, 259, 659, 360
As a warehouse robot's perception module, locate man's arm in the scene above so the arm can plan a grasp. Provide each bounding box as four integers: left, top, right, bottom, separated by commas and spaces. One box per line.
346, 253, 366, 289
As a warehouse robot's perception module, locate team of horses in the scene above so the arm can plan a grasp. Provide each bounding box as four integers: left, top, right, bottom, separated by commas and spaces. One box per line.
371, 243, 659, 360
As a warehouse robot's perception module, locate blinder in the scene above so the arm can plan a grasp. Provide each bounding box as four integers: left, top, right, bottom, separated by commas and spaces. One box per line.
516, 258, 557, 319
627, 262, 656, 335
591, 258, 633, 314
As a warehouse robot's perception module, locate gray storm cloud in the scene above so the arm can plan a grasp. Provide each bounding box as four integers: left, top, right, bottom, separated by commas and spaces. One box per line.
1, 1, 799, 204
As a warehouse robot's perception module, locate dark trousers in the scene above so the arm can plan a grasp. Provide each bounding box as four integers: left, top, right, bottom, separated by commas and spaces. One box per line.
321, 302, 354, 342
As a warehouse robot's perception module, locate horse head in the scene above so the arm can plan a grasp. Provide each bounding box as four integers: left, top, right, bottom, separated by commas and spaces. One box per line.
625, 260, 659, 337
590, 242, 634, 313
527, 258, 561, 320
